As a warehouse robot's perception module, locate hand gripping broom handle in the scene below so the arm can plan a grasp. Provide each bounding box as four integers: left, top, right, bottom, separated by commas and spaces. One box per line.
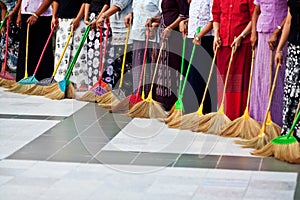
197, 47, 218, 115
32, 26, 56, 76
65, 25, 91, 81
139, 30, 150, 99
1, 17, 10, 72
118, 25, 130, 88
24, 23, 30, 78
51, 26, 74, 78
98, 23, 110, 83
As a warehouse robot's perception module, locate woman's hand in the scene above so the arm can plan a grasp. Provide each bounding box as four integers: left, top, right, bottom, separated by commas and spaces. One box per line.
213, 35, 221, 52
179, 20, 188, 38
275, 51, 283, 67
268, 31, 279, 51
70, 17, 80, 30
96, 13, 107, 29
193, 34, 201, 45
124, 12, 132, 28
51, 17, 58, 29
26, 14, 38, 26
162, 27, 171, 39
250, 31, 257, 49
231, 35, 243, 53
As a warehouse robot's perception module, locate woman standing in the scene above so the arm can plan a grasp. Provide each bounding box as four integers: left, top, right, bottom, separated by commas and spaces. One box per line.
52, 0, 87, 91
250, 0, 287, 127
275, 0, 300, 140
0, 0, 20, 74
96, 0, 133, 94
83, 0, 113, 89
16, 0, 54, 82
212, 0, 254, 120
146, 0, 189, 111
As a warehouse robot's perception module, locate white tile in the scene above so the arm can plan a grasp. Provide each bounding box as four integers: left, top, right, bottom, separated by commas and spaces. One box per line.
103, 118, 255, 157
0, 87, 87, 116
0, 119, 59, 159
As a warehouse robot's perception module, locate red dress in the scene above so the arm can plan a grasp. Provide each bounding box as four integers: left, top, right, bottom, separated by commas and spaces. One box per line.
212, 0, 254, 120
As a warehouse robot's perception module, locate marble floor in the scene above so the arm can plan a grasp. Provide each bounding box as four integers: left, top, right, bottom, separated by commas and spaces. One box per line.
0, 87, 299, 200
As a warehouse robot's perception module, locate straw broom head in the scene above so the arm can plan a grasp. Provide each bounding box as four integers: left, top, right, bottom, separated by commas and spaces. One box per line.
128, 100, 149, 118
234, 131, 270, 150
273, 142, 300, 164
206, 110, 231, 135
98, 98, 120, 109
265, 113, 281, 139
65, 84, 75, 99
175, 112, 203, 130
167, 110, 183, 128
97, 91, 114, 103
109, 97, 131, 114
23, 84, 44, 95
78, 90, 98, 102
192, 112, 215, 133
1, 79, 16, 88
251, 142, 274, 157
6, 83, 35, 93
44, 83, 65, 100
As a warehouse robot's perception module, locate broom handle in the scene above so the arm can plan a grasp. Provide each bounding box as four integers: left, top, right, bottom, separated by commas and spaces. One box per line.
245, 49, 256, 110
219, 48, 235, 110
179, 43, 197, 97
118, 25, 130, 88
98, 23, 110, 83
178, 36, 187, 97
138, 30, 150, 98
32, 26, 56, 75
98, 26, 103, 79
24, 23, 30, 78
269, 50, 274, 94
147, 40, 165, 99
65, 25, 91, 80
0, 12, 8, 30
1, 17, 9, 73
261, 63, 280, 129
51, 26, 74, 77
197, 47, 218, 114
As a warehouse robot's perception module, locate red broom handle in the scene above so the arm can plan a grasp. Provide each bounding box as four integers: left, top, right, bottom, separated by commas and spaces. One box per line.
1, 18, 10, 72
135, 30, 150, 98
98, 23, 110, 84
32, 25, 56, 75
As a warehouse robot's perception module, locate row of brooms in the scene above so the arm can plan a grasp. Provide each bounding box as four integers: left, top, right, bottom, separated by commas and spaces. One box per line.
0, 21, 299, 164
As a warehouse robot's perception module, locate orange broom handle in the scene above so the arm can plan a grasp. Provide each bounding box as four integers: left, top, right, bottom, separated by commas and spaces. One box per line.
51, 26, 74, 77
118, 25, 130, 88
24, 23, 30, 78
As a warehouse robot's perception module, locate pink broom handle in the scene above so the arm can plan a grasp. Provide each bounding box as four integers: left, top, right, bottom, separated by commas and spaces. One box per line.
1, 18, 10, 72
98, 23, 110, 83
98, 26, 103, 78
137, 30, 150, 99
32, 25, 56, 75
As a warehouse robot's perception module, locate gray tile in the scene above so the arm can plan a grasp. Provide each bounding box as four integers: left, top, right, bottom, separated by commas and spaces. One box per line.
261, 157, 300, 172
15, 115, 49, 120
174, 154, 219, 168
217, 156, 261, 171
94, 150, 138, 165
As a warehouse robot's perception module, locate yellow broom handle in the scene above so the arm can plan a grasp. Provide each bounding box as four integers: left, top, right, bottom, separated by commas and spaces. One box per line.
220, 48, 235, 106
51, 26, 74, 77
245, 49, 256, 110
148, 41, 165, 96
262, 63, 280, 126
24, 23, 30, 78
118, 25, 130, 88
200, 47, 218, 107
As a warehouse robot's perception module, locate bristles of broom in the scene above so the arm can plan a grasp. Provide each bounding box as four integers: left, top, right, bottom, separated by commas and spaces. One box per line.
0, 79, 15, 88
44, 83, 65, 100
167, 110, 183, 128
251, 142, 274, 157
172, 112, 203, 130
66, 84, 75, 99
221, 116, 261, 139
98, 98, 120, 109
24, 84, 51, 96
266, 121, 281, 139
78, 90, 99, 102
235, 133, 270, 150
273, 143, 300, 164
109, 97, 132, 113
128, 100, 149, 118
192, 112, 215, 133
6, 83, 35, 94
96, 91, 113, 103
206, 112, 231, 135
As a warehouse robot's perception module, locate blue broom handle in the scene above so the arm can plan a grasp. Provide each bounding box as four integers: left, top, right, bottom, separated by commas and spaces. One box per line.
65, 25, 91, 80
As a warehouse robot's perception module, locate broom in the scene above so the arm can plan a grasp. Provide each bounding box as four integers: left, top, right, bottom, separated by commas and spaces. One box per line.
109, 30, 151, 113
24, 26, 74, 96
78, 24, 111, 102
169, 47, 218, 130
0, 17, 16, 88
7, 25, 56, 93
128, 40, 166, 119
252, 102, 300, 164
193, 47, 235, 134
44, 25, 91, 100
166, 31, 201, 127
235, 63, 282, 150
97, 25, 130, 108
220, 49, 261, 139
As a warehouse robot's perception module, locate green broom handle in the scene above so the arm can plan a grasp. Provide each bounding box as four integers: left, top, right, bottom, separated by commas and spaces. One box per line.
178, 36, 187, 97
65, 25, 91, 80
286, 103, 300, 138
0, 12, 8, 31
179, 27, 201, 98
